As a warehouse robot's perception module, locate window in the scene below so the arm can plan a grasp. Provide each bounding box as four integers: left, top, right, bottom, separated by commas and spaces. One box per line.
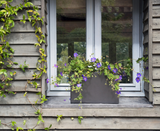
47, 0, 144, 97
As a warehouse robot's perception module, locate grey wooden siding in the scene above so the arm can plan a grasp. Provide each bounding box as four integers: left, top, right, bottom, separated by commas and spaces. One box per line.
0, 0, 43, 130
152, 0, 160, 104
1, 0, 160, 130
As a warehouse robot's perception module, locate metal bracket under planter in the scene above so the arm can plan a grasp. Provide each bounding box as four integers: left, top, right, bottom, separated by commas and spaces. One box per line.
71, 73, 119, 104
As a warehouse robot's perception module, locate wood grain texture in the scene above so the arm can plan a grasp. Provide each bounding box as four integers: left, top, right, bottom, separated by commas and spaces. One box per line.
153, 80, 160, 87
153, 55, 160, 66
153, 43, 160, 54
11, 0, 41, 6
6, 33, 38, 44
2, 81, 41, 92
0, 105, 40, 116
0, 69, 40, 80
143, 32, 149, 44
14, 10, 41, 20
0, 118, 44, 129
153, 93, 160, 104
153, 6, 160, 17
0, 93, 40, 104
11, 45, 40, 56
153, 0, 160, 5
153, 68, 160, 79
9, 57, 40, 68
42, 107, 160, 117
153, 18, 160, 29
44, 117, 160, 130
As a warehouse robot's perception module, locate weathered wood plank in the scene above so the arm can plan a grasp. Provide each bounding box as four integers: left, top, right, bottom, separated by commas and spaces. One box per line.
143, 10, 148, 21
42, 107, 160, 117
144, 68, 149, 79
153, 93, 160, 104
143, 43, 148, 55
0, 69, 40, 80
152, 55, 160, 66
153, 31, 160, 42
0, 118, 43, 129
154, 88, 160, 92
5, 33, 38, 44
11, 21, 35, 32
6, 57, 39, 68
143, 22, 149, 32
153, 43, 160, 54
143, 32, 149, 44
44, 118, 160, 130
153, 6, 160, 17
143, 0, 148, 11
14, 10, 41, 20
11, 0, 41, 6
11, 45, 40, 56
144, 82, 149, 92
0, 105, 40, 116
2, 81, 41, 92
153, 0, 160, 5
153, 80, 160, 87
153, 18, 160, 29
0, 93, 41, 104
153, 68, 160, 79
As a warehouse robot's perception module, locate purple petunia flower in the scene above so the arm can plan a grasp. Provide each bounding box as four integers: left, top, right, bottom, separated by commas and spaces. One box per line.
108, 65, 111, 70
69, 98, 71, 100
46, 79, 49, 83
77, 84, 81, 87
60, 72, 63, 76
113, 68, 118, 73
97, 63, 101, 68
120, 88, 122, 90
54, 64, 58, 68
91, 57, 96, 62
55, 83, 59, 87
74, 53, 78, 58
119, 75, 122, 80
64, 99, 66, 101
137, 73, 141, 77
82, 74, 84, 77
83, 76, 87, 81
64, 63, 67, 66
116, 90, 121, 95
136, 77, 140, 83
145, 66, 148, 70
115, 79, 119, 81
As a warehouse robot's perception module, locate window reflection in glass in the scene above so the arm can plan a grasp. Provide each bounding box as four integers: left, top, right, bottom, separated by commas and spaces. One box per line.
102, 0, 133, 83
57, 0, 86, 83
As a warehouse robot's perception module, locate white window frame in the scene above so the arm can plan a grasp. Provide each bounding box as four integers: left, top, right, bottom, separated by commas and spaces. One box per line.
47, 0, 144, 97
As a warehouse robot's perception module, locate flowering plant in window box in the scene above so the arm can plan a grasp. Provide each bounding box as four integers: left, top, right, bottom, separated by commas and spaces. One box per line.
51, 53, 144, 104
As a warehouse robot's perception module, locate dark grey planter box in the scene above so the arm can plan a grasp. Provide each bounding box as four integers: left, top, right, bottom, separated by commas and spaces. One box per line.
71, 73, 119, 104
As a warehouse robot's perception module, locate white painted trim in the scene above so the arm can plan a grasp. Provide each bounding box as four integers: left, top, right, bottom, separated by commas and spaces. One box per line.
94, 0, 102, 59
47, 0, 144, 97
86, 0, 94, 60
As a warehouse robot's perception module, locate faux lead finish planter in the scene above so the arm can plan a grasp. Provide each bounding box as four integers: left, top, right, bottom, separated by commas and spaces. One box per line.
71, 73, 119, 104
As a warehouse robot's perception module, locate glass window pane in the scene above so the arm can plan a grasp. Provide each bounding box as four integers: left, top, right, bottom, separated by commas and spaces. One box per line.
102, 0, 133, 83
57, 0, 86, 83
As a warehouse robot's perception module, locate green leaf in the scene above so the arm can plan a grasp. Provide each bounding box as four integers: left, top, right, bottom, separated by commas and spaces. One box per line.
0, 120, 1, 126
78, 116, 83, 124
23, 120, 26, 125
13, 62, 18, 65
10, 72, 13, 76
57, 115, 63, 122
11, 121, 16, 126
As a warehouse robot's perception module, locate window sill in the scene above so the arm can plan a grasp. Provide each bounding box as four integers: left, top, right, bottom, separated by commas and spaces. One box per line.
42, 97, 153, 109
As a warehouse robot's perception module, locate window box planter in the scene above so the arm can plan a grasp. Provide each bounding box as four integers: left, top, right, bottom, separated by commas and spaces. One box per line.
71, 73, 119, 104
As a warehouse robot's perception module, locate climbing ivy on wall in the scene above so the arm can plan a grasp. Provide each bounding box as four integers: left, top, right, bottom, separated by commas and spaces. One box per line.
0, 0, 49, 130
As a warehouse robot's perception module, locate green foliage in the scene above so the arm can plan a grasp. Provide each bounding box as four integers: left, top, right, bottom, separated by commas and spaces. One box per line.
44, 124, 52, 131
40, 95, 47, 103
19, 61, 29, 72
57, 115, 63, 122
78, 116, 83, 124
23, 120, 26, 125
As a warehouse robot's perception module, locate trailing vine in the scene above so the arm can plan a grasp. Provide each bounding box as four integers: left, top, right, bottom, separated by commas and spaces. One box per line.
0, 0, 49, 130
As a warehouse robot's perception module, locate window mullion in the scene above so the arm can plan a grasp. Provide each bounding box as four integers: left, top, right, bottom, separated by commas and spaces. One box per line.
94, 0, 102, 59
86, 0, 95, 60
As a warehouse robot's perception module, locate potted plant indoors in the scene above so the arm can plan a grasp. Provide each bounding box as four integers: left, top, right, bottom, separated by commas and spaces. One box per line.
51, 53, 143, 104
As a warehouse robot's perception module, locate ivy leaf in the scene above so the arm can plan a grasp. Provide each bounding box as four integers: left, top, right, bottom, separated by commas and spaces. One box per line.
10, 72, 13, 76
11, 121, 16, 126
57, 115, 63, 122
78, 116, 83, 124
23, 120, 26, 125
13, 62, 18, 65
